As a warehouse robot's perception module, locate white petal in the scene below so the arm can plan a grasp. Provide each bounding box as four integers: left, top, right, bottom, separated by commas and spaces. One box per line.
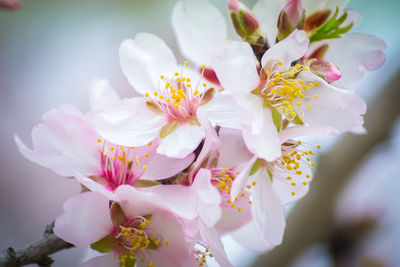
242, 108, 281, 161
279, 125, 336, 144
231, 156, 258, 199
119, 33, 177, 95
212, 41, 259, 94
172, 0, 226, 66
93, 97, 166, 147
88, 79, 120, 111
252, 0, 286, 45
230, 221, 274, 253
157, 123, 204, 158
80, 254, 118, 267
261, 30, 309, 72
201, 92, 242, 129
199, 224, 233, 267
322, 33, 386, 83
303, 0, 349, 14
252, 169, 286, 246
218, 128, 253, 168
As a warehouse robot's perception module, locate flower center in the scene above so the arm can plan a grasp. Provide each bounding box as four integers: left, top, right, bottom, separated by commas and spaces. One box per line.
194, 244, 214, 267
210, 168, 251, 212
116, 215, 167, 267
255, 61, 320, 121
267, 140, 321, 196
94, 139, 156, 190
144, 62, 214, 123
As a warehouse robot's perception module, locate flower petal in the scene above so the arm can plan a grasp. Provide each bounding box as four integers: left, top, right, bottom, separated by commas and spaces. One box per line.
242, 108, 282, 161
218, 128, 253, 168
317, 33, 386, 83
93, 97, 166, 147
261, 29, 309, 72
199, 224, 233, 267
15, 105, 99, 177
140, 153, 195, 180
54, 192, 113, 247
252, 169, 286, 246
279, 125, 336, 144
172, 0, 227, 66
231, 156, 258, 199
230, 221, 274, 253
89, 79, 120, 111
157, 123, 205, 158
80, 253, 118, 267
119, 33, 177, 95
212, 41, 259, 94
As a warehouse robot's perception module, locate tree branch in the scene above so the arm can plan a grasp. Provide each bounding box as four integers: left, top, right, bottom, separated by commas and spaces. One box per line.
0, 222, 73, 267
252, 70, 400, 267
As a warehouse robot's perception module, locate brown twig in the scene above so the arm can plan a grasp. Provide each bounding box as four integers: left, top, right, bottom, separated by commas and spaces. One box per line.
0, 222, 73, 267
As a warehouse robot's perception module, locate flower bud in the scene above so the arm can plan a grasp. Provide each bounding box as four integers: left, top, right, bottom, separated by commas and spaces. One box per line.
0, 0, 21, 10
310, 60, 341, 83
277, 0, 305, 41
229, 0, 265, 45
284, 0, 303, 27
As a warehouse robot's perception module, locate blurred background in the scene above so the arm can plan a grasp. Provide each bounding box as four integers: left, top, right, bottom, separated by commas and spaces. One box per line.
0, 0, 399, 266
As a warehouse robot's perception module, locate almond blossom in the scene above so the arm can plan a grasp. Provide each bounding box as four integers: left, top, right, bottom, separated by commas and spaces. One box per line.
54, 189, 197, 267
14, 97, 194, 199
93, 33, 240, 159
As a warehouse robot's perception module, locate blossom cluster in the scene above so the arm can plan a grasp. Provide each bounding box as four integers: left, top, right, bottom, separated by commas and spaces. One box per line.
15, 0, 385, 266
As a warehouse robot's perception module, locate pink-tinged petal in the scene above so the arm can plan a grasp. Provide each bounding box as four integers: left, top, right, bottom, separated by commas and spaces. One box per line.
80, 253, 118, 267
201, 92, 242, 129
0, 0, 21, 10
140, 153, 195, 180
231, 156, 258, 199
279, 125, 336, 144
88, 79, 120, 111
320, 33, 386, 83
271, 158, 312, 205
93, 97, 166, 147
192, 169, 222, 227
216, 195, 252, 234
157, 123, 204, 158
54, 192, 113, 247
199, 224, 233, 267
139, 184, 198, 220
15, 105, 99, 177
230, 221, 274, 253
146, 212, 196, 267
252, 169, 286, 246
119, 33, 177, 95
72, 171, 115, 200
212, 41, 259, 94
242, 108, 281, 161
218, 128, 253, 168
252, 0, 286, 45
261, 30, 309, 72
345, 8, 362, 27
172, 0, 226, 67
235, 92, 264, 134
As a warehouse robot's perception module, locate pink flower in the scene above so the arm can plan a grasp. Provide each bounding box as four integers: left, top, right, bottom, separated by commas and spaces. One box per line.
54, 189, 197, 267
15, 103, 194, 199
0, 0, 21, 10
93, 33, 240, 159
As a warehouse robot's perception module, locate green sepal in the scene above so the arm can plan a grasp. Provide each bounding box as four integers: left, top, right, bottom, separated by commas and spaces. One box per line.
200, 88, 215, 106
110, 202, 127, 227
291, 116, 304, 125
132, 180, 160, 188
250, 158, 265, 176
266, 168, 273, 182
121, 256, 136, 267
90, 235, 115, 253
159, 120, 180, 138
263, 99, 272, 109
272, 108, 282, 132
146, 101, 165, 116
308, 7, 353, 43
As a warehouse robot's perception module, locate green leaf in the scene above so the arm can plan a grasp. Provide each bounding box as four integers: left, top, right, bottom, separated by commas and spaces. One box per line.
250, 158, 265, 176
90, 235, 115, 253
272, 108, 282, 132
308, 7, 353, 43
133, 180, 160, 188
